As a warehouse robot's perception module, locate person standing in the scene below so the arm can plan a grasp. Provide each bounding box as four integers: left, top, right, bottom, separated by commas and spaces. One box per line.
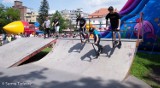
52, 17, 60, 38
0, 34, 2, 46
43, 17, 51, 38
76, 13, 88, 43
6, 34, 12, 43
106, 6, 122, 47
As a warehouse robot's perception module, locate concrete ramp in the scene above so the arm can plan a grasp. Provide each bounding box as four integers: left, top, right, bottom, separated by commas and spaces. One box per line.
0, 38, 151, 88
0, 37, 55, 68
35, 39, 137, 81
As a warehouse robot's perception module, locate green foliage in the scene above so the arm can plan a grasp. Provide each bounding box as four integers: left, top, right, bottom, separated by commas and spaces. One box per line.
0, 7, 20, 26
38, 0, 49, 30
51, 11, 70, 32
0, 3, 20, 33
0, 8, 7, 26
5, 8, 20, 21
42, 47, 52, 52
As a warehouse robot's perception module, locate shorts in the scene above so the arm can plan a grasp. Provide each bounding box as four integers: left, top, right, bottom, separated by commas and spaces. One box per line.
111, 27, 120, 32
79, 27, 86, 33
55, 26, 60, 33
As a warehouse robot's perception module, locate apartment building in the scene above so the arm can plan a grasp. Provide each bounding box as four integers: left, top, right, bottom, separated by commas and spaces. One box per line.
12, 1, 27, 21
24, 10, 38, 23
60, 8, 88, 25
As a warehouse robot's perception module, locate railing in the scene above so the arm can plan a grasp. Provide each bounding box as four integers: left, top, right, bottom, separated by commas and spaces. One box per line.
83, 13, 144, 48
84, 13, 144, 41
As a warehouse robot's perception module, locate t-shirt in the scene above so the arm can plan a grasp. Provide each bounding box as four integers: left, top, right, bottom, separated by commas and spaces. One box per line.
7, 36, 12, 42
53, 19, 59, 26
76, 17, 86, 27
44, 20, 50, 28
93, 29, 101, 37
0, 35, 2, 40
105, 12, 120, 29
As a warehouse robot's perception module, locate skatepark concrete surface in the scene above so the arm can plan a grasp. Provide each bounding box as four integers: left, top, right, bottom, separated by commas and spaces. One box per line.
0, 37, 54, 68
0, 38, 151, 88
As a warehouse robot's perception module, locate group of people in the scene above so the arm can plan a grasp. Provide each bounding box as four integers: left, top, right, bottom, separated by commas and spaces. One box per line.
42, 6, 122, 56
43, 17, 60, 38
1, 6, 121, 57
0, 34, 23, 46
76, 6, 122, 56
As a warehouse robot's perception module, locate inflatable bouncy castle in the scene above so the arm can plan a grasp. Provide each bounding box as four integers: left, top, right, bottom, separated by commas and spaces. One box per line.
120, 0, 160, 51
104, 0, 160, 51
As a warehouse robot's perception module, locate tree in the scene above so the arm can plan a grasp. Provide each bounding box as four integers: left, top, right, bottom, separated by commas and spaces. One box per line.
51, 11, 70, 32
0, 5, 20, 25
0, 4, 5, 33
5, 8, 20, 22
0, 4, 20, 33
0, 4, 6, 26
38, 0, 49, 30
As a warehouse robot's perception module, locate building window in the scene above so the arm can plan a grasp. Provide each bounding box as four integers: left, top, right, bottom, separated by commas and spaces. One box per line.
26, 16, 31, 18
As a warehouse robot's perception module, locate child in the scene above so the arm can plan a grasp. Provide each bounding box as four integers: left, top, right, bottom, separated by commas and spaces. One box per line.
89, 27, 103, 56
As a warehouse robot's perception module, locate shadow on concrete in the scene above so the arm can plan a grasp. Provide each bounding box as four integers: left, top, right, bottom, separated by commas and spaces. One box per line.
0, 68, 147, 88
68, 43, 86, 53
102, 45, 116, 58
80, 49, 97, 62
80, 44, 117, 61
0, 72, 3, 75
38, 79, 149, 88
0, 68, 48, 88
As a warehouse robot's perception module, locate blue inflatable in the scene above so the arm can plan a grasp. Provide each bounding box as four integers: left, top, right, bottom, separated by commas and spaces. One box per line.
34, 22, 40, 27
103, 0, 160, 51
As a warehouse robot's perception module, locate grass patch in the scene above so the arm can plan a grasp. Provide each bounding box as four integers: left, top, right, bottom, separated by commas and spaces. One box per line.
42, 47, 52, 52
131, 52, 160, 88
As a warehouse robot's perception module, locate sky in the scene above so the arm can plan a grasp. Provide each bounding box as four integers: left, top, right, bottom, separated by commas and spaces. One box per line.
1, 0, 128, 14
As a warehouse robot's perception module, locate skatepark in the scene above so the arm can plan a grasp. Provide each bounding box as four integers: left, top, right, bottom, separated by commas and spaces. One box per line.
0, 37, 151, 88
1, 0, 160, 87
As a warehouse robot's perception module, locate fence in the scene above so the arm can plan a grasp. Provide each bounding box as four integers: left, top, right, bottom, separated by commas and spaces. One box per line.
85, 13, 144, 41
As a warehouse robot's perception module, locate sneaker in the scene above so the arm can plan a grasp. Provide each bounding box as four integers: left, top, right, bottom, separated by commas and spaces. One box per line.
113, 41, 118, 48
114, 41, 118, 44
113, 41, 117, 45
119, 41, 122, 45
